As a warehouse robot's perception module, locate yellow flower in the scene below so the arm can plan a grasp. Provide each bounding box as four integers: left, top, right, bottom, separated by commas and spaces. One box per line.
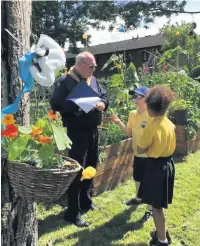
2, 114, 16, 125
176, 31, 180, 36
30, 126, 43, 137
115, 63, 121, 69
82, 33, 87, 39
81, 166, 96, 181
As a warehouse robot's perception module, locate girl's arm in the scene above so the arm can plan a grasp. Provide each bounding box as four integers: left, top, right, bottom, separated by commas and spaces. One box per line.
110, 114, 132, 137
137, 146, 149, 154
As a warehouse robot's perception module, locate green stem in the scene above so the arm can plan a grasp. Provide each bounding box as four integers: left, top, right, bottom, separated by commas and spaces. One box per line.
176, 36, 180, 100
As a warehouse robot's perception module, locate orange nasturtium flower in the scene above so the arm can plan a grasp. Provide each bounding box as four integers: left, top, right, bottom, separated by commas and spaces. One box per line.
38, 135, 52, 144
2, 125, 18, 138
30, 126, 43, 137
48, 110, 56, 120
2, 114, 16, 125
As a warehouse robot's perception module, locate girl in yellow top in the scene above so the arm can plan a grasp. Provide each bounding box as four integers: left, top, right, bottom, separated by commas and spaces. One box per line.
137, 85, 176, 246
111, 86, 153, 223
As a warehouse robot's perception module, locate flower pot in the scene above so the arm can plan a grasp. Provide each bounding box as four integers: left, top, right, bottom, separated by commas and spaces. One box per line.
171, 109, 188, 125
7, 156, 81, 203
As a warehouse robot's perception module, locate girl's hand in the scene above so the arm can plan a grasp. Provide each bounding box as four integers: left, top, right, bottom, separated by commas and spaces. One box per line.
110, 114, 121, 124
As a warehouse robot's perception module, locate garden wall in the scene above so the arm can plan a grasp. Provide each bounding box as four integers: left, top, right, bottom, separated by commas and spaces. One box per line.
92, 138, 133, 196
175, 125, 200, 155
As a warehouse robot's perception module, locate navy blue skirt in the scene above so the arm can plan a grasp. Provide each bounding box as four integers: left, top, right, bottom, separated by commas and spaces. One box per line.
138, 156, 175, 209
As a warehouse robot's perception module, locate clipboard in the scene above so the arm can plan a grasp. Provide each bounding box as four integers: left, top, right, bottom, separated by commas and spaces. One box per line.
65, 81, 100, 113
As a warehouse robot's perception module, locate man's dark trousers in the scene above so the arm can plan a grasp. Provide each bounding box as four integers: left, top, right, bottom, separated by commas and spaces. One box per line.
67, 126, 99, 219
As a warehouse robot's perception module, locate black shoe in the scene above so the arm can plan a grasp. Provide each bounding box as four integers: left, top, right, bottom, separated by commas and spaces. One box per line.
64, 211, 89, 228
90, 204, 97, 211
150, 230, 172, 245
140, 210, 153, 223
73, 216, 89, 227
124, 198, 141, 206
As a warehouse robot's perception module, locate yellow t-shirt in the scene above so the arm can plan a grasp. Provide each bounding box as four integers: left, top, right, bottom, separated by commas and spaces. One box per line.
138, 115, 176, 158
127, 109, 153, 157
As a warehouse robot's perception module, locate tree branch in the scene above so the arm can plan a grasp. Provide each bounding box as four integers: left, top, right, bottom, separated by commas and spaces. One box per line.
154, 8, 200, 14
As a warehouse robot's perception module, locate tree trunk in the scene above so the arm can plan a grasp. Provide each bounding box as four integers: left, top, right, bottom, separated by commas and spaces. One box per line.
1, 0, 32, 126
1, 157, 38, 246
1, 1, 38, 245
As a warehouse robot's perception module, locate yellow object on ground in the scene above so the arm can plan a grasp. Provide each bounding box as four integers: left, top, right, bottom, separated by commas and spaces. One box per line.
81, 166, 96, 181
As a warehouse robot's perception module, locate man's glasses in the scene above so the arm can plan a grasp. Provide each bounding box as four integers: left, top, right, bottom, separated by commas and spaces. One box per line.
82, 61, 97, 69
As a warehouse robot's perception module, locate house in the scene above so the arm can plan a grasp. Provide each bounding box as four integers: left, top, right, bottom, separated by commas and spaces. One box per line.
66, 34, 164, 78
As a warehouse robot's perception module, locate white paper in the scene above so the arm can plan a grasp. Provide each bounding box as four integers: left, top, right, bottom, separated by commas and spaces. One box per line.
69, 97, 100, 113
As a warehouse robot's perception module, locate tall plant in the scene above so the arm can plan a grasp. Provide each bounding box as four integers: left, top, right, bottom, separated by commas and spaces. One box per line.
160, 22, 200, 74
102, 54, 139, 120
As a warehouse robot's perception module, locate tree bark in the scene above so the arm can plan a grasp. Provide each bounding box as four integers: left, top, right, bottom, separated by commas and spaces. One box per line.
1, 157, 38, 246
1, 0, 32, 126
1, 1, 38, 245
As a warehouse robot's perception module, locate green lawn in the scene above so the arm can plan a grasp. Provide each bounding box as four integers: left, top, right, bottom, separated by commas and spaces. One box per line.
37, 151, 200, 246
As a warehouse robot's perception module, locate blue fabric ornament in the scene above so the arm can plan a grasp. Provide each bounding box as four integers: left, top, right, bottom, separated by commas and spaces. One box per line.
1, 52, 35, 119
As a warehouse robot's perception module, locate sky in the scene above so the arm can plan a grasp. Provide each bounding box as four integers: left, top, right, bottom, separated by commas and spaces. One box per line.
65, 0, 200, 49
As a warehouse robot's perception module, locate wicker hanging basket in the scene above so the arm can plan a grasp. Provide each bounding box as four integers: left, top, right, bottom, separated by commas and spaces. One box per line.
7, 156, 81, 203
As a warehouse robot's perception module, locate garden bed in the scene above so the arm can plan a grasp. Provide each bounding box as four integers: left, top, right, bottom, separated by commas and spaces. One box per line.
92, 138, 133, 196
175, 125, 200, 155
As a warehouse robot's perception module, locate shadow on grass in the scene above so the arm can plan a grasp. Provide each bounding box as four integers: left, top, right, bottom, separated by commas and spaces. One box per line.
39, 205, 148, 246
38, 210, 66, 237
123, 244, 148, 246
172, 154, 187, 163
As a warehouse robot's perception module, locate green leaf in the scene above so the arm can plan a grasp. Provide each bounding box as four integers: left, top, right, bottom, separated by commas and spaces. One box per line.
36, 119, 47, 128
8, 135, 29, 161
51, 123, 72, 150
36, 119, 52, 134
135, 82, 141, 88
101, 54, 119, 71
127, 62, 136, 72
110, 74, 123, 87
108, 108, 115, 114
18, 126, 32, 134
38, 144, 54, 160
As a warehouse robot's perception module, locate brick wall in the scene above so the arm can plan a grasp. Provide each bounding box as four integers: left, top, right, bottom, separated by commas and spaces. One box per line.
175, 125, 200, 155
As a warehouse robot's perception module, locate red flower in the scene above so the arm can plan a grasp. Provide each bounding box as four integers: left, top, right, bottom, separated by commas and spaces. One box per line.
2, 125, 18, 138
143, 66, 149, 73
38, 135, 52, 144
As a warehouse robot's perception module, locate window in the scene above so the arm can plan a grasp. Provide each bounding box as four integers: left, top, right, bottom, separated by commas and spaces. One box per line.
142, 50, 149, 62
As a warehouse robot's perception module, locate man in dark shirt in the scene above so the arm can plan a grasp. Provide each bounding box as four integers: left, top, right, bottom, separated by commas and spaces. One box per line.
50, 52, 109, 227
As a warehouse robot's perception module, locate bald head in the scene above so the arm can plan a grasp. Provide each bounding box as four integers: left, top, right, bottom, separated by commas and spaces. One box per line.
75, 52, 95, 65
74, 51, 97, 79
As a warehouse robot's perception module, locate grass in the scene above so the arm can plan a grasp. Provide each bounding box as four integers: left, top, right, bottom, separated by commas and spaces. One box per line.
37, 151, 200, 246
